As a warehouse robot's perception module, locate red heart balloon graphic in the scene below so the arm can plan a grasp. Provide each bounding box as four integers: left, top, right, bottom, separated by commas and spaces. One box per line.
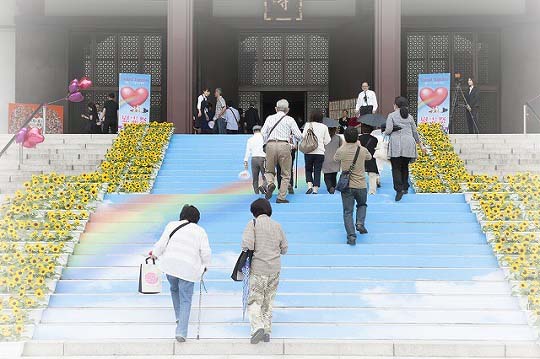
419, 87, 448, 108
23, 128, 45, 149
120, 87, 149, 107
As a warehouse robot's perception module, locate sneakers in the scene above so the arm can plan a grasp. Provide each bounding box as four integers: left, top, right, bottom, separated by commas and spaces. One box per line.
305, 188, 313, 194
258, 186, 267, 196
288, 186, 295, 194
276, 198, 290, 204
328, 187, 335, 194
251, 328, 265, 344
356, 225, 368, 234
265, 184, 276, 200
263, 333, 270, 342
347, 238, 356, 246
395, 191, 404, 202
176, 336, 186, 343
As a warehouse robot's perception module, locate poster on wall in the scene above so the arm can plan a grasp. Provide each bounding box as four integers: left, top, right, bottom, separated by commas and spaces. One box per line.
417, 73, 451, 132
8, 103, 64, 134
264, 0, 303, 21
118, 73, 151, 130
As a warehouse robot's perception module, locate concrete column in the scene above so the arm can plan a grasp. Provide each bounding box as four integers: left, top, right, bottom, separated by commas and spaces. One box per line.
167, 0, 194, 134
374, 0, 401, 115
0, 0, 16, 134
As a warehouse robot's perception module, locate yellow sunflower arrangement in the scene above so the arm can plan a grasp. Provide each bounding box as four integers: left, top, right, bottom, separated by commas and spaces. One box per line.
410, 124, 497, 193
100, 122, 173, 193
471, 173, 540, 325
0, 173, 107, 340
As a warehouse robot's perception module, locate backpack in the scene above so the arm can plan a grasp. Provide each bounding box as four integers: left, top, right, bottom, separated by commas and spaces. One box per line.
299, 123, 319, 154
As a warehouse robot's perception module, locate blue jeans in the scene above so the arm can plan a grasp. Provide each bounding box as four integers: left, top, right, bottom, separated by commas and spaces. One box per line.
340, 188, 368, 241
214, 118, 227, 134
166, 274, 194, 338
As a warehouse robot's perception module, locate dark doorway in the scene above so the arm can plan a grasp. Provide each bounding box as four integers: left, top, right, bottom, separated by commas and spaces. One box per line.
261, 91, 306, 128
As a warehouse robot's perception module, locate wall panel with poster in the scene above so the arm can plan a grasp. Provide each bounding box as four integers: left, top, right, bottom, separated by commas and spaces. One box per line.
118, 73, 151, 130
8, 103, 64, 134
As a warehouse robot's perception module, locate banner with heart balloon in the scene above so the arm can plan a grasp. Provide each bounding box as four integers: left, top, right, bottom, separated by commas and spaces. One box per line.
118, 73, 151, 130
417, 73, 451, 132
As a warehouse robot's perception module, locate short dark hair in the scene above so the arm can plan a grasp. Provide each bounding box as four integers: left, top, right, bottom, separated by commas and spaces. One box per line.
250, 198, 272, 218
179, 205, 200, 224
309, 110, 324, 123
344, 127, 359, 143
203, 88, 210, 92
108, 92, 115, 99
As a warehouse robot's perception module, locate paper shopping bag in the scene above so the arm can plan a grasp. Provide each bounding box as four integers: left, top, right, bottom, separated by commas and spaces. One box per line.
138, 257, 162, 294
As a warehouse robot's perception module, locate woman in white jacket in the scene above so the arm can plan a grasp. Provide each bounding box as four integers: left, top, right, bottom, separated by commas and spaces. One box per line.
303, 111, 331, 194
151, 205, 211, 343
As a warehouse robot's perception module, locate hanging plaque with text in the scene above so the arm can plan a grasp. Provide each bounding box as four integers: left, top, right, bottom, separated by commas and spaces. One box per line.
264, 0, 303, 21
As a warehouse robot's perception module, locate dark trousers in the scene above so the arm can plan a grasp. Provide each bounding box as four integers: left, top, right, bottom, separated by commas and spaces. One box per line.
227, 130, 238, 134
466, 108, 479, 134
304, 154, 325, 187
341, 188, 368, 242
103, 119, 118, 134
251, 157, 267, 194
390, 157, 412, 193
324, 173, 338, 192
277, 149, 296, 189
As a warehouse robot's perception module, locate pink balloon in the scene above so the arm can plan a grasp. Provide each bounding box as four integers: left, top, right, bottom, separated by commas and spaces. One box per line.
23, 128, 44, 149
68, 79, 79, 94
120, 87, 149, 107
68, 92, 84, 103
15, 128, 28, 144
78, 77, 93, 90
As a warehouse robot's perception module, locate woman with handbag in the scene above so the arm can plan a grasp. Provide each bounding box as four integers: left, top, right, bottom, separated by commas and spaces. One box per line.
150, 205, 211, 343
384, 97, 426, 202
241, 199, 288, 344
301, 111, 331, 194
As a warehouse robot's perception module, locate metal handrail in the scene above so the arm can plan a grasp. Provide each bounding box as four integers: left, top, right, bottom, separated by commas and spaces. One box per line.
523, 102, 540, 134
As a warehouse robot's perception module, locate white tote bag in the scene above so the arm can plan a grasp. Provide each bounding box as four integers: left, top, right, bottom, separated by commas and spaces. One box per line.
138, 257, 162, 294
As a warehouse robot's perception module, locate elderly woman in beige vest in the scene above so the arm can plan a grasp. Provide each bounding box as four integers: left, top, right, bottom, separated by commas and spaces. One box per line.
241, 198, 288, 344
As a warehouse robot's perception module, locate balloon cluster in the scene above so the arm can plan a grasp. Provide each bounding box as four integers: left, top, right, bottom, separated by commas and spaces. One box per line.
67, 77, 93, 102
15, 127, 45, 148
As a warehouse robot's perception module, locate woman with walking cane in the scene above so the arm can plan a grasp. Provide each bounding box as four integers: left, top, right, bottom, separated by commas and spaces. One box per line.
150, 205, 211, 343
241, 199, 288, 344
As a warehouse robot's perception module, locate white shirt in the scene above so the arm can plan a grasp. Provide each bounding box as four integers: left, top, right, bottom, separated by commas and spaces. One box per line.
197, 94, 207, 111
225, 107, 240, 131
244, 132, 266, 161
355, 90, 378, 113
152, 221, 211, 283
261, 111, 302, 143
302, 122, 331, 155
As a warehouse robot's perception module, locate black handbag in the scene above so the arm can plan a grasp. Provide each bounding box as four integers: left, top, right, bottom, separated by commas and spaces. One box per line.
336, 146, 361, 193
231, 220, 255, 281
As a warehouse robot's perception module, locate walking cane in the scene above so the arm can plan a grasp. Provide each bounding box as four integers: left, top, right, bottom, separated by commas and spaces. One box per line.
294, 149, 299, 189
197, 272, 207, 340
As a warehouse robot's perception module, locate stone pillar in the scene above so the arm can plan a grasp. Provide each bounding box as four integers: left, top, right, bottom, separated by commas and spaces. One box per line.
167, 0, 193, 134
374, 0, 401, 115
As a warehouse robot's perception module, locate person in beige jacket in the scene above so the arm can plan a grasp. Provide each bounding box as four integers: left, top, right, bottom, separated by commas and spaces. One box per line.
334, 127, 372, 245
241, 198, 288, 344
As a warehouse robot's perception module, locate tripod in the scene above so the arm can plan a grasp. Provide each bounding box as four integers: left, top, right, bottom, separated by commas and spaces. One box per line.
450, 83, 480, 134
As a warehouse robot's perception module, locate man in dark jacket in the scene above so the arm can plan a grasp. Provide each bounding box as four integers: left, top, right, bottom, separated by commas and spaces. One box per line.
464, 77, 480, 134
244, 104, 260, 134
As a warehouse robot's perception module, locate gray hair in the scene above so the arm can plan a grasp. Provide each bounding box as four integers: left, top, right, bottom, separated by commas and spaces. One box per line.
276, 99, 289, 112
215, 88, 222, 95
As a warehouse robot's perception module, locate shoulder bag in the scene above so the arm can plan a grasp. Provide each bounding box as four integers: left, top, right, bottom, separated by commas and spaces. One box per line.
336, 146, 361, 193
263, 115, 287, 153
299, 123, 319, 154
231, 219, 255, 282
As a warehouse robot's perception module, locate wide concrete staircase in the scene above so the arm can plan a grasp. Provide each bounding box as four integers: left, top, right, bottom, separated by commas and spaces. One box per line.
23, 135, 539, 358
450, 134, 540, 177
0, 134, 115, 194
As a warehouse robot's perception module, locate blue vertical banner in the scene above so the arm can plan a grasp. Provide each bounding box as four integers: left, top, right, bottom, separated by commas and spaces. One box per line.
118, 73, 151, 130
417, 73, 451, 132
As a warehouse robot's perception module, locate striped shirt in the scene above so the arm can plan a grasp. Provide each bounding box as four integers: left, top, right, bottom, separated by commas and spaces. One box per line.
261, 111, 302, 143
241, 215, 288, 275
214, 96, 226, 120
